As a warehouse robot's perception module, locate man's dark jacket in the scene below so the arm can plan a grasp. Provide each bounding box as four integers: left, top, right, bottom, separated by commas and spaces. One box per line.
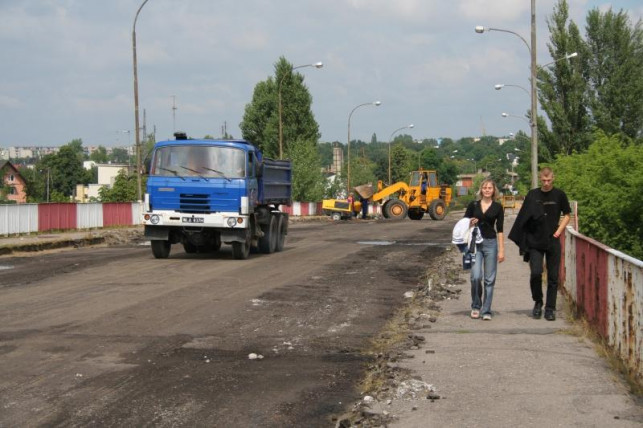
508, 191, 548, 261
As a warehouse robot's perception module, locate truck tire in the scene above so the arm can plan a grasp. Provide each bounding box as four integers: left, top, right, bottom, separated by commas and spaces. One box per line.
151, 240, 171, 259
208, 234, 222, 252
232, 241, 250, 259
259, 214, 278, 254
408, 209, 424, 220
275, 214, 287, 252
428, 199, 447, 220
385, 199, 408, 220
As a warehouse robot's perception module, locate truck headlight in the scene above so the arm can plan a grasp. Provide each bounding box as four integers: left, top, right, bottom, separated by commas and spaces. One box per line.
150, 214, 160, 225
226, 217, 237, 227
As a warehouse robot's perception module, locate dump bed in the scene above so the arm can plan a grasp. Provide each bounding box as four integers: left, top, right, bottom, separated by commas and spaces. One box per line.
259, 158, 292, 206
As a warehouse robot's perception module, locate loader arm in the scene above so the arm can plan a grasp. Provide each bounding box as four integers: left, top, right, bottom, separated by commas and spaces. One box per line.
372, 181, 410, 203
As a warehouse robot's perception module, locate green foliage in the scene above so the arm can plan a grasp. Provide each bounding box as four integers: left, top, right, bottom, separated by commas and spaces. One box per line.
240, 56, 320, 158
586, 8, 643, 139
98, 170, 145, 202
553, 132, 643, 259
90, 146, 109, 163
111, 147, 130, 164
539, 0, 592, 155
540, 1, 643, 150
289, 139, 325, 202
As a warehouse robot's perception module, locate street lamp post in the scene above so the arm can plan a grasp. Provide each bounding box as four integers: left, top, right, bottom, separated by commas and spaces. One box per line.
388, 124, 414, 184
475, 0, 538, 188
132, 0, 149, 202
347, 101, 381, 191
494, 83, 530, 96
278, 62, 323, 159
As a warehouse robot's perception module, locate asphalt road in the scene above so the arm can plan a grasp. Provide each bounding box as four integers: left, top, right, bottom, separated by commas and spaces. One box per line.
0, 216, 455, 427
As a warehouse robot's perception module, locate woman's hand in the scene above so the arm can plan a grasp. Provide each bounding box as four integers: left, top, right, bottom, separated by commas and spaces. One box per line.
469, 218, 478, 226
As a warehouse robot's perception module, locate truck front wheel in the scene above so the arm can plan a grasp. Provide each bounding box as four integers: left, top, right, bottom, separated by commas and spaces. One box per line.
151, 240, 171, 259
232, 241, 250, 259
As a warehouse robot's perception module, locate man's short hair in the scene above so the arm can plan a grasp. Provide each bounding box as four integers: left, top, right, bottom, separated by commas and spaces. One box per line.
539, 166, 554, 176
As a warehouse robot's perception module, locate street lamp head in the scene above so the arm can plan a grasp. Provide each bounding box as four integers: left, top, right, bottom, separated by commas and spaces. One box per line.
313, 62, 324, 68
568, 52, 578, 59
374, 101, 382, 106
409, 124, 414, 129
501, 112, 509, 118
494, 84, 504, 90
474, 26, 486, 34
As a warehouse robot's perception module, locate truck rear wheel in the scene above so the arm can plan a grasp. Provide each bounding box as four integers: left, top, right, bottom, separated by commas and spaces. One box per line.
259, 214, 278, 254
151, 240, 171, 259
275, 214, 287, 252
428, 199, 447, 220
385, 199, 408, 220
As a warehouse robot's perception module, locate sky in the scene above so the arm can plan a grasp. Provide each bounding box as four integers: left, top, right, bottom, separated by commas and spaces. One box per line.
1, 0, 642, 149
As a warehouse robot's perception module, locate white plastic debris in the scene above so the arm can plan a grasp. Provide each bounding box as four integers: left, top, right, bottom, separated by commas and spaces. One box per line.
404, 291, 415, 299
248, 353, 264, 360
363, 395, 375, 404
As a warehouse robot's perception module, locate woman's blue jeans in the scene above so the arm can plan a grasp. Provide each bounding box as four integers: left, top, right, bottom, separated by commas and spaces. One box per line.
470, 238, 498, 315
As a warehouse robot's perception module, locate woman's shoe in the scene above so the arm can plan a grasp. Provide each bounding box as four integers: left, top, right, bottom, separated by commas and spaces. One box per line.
482, 313, 492, 321
470, 310, 480, 319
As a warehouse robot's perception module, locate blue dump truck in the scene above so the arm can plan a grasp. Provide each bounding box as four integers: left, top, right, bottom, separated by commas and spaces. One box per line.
142, 133, 292, 260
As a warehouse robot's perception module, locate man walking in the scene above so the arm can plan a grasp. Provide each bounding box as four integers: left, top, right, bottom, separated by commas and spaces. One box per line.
509, 167, 571, 321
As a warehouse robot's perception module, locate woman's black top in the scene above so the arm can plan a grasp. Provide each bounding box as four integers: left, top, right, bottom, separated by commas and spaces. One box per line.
464, 200, 504, 239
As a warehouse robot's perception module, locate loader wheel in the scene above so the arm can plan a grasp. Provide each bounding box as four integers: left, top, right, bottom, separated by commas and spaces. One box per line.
428, 199, 447, 220
381, 200, 391, 219
331, 212, 342, 221
408, 209, 424, 220
385, 199, 408, 220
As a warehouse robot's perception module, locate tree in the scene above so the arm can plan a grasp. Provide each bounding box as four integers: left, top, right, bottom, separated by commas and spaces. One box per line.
553, 132, 643, 259
390, 144, 414, 183
539, 0, 592, 155
90, 146, 109, 163
240, 56, 321, 158
98, 170, 143, 202
110, 147, 130, 164
585, 8, 643, 140
33, 139, 91, 201
289, 139, 325, 202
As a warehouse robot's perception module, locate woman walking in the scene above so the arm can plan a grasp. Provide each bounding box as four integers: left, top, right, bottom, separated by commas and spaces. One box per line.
465, 178, 505, 320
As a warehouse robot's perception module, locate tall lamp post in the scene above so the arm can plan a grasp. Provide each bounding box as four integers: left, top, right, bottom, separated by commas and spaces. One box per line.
494, 83, 530, 96
132, 0, 149, 202
278, 61, 323, 159
347, 101, 381, 191
475, 1, 538, 188
388, 124, 414, 184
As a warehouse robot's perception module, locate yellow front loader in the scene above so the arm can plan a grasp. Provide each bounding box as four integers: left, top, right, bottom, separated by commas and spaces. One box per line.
368, 169, 452, 221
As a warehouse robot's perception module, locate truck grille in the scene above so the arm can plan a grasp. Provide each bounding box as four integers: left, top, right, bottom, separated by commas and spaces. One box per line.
179, 193, 210, 213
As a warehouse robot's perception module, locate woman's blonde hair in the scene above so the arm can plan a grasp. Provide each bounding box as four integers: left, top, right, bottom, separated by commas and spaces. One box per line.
476, 178, 501, 201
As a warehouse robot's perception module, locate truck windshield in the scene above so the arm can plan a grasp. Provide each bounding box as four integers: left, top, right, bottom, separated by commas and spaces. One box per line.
151, 145, 246, 179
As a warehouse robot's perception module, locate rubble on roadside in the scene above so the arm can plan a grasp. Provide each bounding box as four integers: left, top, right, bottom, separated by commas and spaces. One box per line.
333, 247, 463, 427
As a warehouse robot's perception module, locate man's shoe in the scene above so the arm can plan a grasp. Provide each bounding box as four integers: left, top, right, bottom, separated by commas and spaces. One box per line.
545, 309, 556, 321
532, 302, 543, 319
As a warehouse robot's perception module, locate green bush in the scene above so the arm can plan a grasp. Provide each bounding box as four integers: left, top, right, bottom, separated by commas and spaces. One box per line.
553, 132, 643, 260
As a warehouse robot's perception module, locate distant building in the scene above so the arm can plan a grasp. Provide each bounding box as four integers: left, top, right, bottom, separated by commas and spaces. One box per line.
75, 164, 133, 202
0, 161, 27, 203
